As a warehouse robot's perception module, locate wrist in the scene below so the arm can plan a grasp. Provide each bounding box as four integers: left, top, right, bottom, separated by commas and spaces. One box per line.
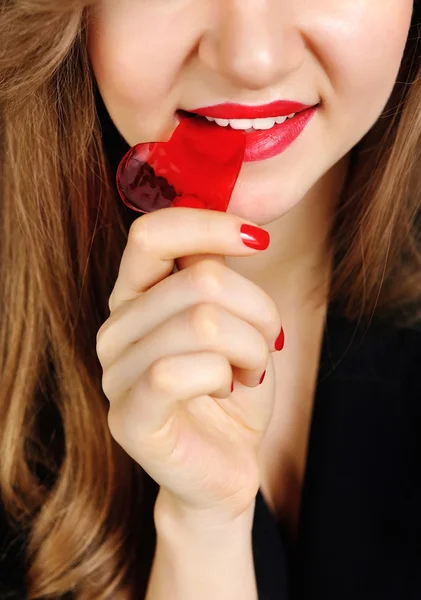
154, 488, 256, 544
148, 489, 258, 600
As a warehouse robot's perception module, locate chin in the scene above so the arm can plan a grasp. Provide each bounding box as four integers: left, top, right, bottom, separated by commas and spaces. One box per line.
226, 183, 302, 225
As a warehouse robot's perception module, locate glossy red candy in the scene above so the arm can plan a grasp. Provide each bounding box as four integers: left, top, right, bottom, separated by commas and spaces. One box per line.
116, 115, 246, 214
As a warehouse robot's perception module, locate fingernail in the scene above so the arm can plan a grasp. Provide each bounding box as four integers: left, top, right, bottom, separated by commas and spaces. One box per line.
231, 380, 234, 393
259, 370, 266, 385
275, 327, 284, 351
240, 224, 270, 250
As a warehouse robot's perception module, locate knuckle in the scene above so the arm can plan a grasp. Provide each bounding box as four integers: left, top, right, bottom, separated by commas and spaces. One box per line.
189, 303, 221, 344
96, 323, 109, 361
264, 299, 282, 334
96, 319, 115, 361
148, 358, 176, 395
129, 214, 154, 253
96, 324, 105, 350
101, 368, 114, 401
189, 260, 224, 299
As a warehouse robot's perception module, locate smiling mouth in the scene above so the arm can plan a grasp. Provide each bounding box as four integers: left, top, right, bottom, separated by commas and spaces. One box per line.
176, 104, 320, 163
176, 106, 319, 134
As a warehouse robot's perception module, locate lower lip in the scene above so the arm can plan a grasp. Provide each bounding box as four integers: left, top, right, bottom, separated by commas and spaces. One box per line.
179, 105, 319, 163
243, 106, 318, 162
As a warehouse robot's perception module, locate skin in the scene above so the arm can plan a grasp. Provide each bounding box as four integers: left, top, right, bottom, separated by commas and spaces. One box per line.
91, 0, 414, 545
88, 0, 412, 300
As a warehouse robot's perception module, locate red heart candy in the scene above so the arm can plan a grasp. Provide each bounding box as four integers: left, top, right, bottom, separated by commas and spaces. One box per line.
116, 115, 246, 214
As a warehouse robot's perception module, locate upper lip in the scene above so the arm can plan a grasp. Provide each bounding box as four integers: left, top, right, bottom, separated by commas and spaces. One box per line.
186, 100, 316, 120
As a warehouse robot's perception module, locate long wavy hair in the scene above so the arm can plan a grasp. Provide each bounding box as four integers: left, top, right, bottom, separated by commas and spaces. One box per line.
1, 1, 421, 597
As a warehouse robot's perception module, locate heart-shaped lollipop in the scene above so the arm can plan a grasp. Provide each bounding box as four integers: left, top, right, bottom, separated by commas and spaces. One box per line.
116, 114, 246, 214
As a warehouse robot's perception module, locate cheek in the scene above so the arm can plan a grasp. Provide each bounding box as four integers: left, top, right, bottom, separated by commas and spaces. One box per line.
306, 2, 413, 121
88, 25, 169, 110
87, 6, 197, 118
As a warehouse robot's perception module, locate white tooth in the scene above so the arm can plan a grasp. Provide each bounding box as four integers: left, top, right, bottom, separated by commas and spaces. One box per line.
251, 118, 277, 130
287, 113, 295, 119
228, 119, 253, 130
207, 115, 291, 131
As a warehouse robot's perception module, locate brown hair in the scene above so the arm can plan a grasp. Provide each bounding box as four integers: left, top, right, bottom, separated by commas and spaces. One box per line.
0, 1, 420, 597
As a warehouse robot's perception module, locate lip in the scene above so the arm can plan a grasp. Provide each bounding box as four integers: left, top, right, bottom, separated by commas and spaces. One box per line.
188, 100, 315, 120
177, 104, 319, 163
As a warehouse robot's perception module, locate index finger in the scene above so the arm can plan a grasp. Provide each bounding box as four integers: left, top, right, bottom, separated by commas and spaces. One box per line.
108, 207, 270, 314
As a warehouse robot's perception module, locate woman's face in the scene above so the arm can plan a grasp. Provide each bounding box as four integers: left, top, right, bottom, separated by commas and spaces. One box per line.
88, 1, 413, 224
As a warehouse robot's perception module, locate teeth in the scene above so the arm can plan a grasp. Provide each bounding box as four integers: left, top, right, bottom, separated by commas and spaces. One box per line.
205, 114, 296, 130
252, 118, 277, 130
225, 118, 254, 130
214, 118, 229, 126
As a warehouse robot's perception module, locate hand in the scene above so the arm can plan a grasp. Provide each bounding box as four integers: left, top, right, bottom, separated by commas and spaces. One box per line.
96, 207, 282, 524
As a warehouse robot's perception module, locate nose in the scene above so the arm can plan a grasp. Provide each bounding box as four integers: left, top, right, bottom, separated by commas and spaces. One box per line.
198, 0, 306, 91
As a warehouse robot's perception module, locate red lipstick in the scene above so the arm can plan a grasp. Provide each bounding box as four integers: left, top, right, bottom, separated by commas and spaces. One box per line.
189, 100, 313, 120
179, 101, 319, 162
244, 106, 318, 162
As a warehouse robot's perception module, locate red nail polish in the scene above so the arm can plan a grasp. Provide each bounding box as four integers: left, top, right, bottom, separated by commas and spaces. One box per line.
275, 327, 284, 351
240, 225, 270, 250
231, 380, 234, 393
259, 370, 266, 384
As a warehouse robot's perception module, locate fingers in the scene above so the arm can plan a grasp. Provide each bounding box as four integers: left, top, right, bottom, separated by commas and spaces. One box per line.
107, 351, 233, 445
97, 259, 281, 372
108, 207, 269, 313
101, 303, 270, 403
